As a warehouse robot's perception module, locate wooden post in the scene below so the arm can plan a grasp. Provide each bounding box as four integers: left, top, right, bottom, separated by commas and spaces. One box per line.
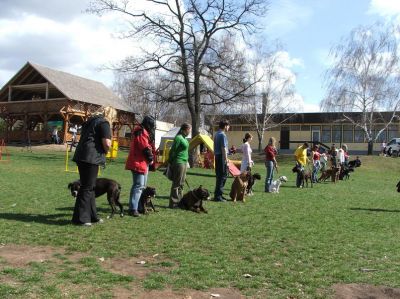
45, 82, 49, 100
8, 86, 11, 102
43, 114, 48, 142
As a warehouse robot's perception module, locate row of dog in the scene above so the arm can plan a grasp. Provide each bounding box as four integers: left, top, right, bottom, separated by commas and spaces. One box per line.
67, 171, 266, 217
292, 158, 362, 188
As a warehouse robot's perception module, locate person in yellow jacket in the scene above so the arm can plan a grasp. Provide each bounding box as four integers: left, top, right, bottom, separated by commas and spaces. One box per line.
294, 142, 309, 188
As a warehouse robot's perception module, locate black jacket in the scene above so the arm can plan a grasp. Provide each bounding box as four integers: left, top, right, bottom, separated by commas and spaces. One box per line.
73, 116, 109, 166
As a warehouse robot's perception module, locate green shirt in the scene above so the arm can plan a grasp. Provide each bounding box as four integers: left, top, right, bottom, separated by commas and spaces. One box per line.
169, 134, 189, 164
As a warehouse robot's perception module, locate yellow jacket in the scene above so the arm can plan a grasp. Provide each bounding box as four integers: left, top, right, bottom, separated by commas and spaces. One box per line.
294, 146, 308, 166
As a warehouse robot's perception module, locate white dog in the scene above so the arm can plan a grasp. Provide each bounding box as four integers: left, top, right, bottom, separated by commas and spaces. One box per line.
270, 176, 288, 193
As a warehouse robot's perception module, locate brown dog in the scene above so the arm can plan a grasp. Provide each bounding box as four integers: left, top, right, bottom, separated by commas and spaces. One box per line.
292, 165, 313, 188
230, 172, 249, 202
179, 185, 210, 213
319, 166, 341, 183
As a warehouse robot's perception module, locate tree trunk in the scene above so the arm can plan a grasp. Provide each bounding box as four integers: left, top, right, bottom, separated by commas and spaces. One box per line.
367, 140, 373, 155
188, 109, 201, 167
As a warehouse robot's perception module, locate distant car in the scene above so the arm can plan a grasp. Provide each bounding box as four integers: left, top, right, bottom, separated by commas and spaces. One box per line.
384, 138, 400, 156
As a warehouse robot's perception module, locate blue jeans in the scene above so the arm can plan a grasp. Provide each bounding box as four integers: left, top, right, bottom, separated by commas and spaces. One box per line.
265, 161, 274, 192
129, 170, 148, 211
312, 161, 320, 183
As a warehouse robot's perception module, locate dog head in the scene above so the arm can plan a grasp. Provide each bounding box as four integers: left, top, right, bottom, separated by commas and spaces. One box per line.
239, 171, 249, 182
142, 186, 156, 202
193, 185, 210, 200
68, 180, 81, 198
279, 176, 288, 183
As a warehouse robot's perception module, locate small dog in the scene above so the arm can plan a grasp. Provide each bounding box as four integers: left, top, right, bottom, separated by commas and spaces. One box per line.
230, 172, 249, 202
246, 172, 261, 195
270, 176, 288, 193
179, 185, 210, 213
348, 157, 361, 168
339, 166, 354, 180
138, 186, 156, 214
68, 178, 123, 218
292, 165, 313, 188
397, 180, 400, 192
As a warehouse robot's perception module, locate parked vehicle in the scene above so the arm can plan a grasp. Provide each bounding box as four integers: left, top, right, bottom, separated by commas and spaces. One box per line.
384, 138, 400, 156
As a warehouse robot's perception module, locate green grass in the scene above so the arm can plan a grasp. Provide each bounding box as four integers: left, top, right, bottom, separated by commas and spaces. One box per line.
0, 146, 400, 298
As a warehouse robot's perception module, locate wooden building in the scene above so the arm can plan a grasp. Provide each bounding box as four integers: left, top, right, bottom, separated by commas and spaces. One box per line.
211, 112, 400, 153
0, 62, 135, 145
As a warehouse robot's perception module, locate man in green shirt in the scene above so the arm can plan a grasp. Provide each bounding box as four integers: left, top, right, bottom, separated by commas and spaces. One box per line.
168, 123, 191, 208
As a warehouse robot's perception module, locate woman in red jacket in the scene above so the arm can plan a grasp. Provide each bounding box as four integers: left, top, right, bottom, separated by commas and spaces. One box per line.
264, 137, 278, 192
125, 116, 155, 217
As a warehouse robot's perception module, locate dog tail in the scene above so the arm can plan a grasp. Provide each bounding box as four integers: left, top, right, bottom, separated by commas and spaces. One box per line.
253, 173, 261, 180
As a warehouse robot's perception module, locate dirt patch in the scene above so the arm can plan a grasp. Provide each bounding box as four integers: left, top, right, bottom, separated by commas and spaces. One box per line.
113, 287, 246, 299
333, 283, 400, 299
101, 257, 155, 279
0, 244, 64, 266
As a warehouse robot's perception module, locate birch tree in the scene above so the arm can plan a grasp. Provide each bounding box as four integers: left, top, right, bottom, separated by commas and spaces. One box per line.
321, 23, 400, 154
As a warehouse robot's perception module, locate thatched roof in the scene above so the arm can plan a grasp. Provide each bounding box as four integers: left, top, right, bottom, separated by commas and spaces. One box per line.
0, 62, 133, 112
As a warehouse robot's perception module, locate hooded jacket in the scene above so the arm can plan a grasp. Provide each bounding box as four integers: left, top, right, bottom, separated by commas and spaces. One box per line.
125, 125, 153, 174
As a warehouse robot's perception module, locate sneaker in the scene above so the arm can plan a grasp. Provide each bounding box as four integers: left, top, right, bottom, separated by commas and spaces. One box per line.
93, 218, 104, 224
214, 198, 226, 202
133, 210, 140, 217
82, 222, 92, 227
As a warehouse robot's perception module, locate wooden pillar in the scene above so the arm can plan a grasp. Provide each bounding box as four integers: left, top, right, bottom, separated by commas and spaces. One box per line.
8, 86, 11, 102
61, 113, 70, 144
42, 114, 48, 142
45, 82, 49, 100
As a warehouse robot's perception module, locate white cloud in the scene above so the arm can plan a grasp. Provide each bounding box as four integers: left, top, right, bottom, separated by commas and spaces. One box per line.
368, 0, 400, 17
262, 0, 314, 37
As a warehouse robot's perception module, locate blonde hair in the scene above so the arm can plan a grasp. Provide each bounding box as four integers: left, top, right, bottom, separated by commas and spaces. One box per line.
92, 106, 117, 123
268, 137, 276, 147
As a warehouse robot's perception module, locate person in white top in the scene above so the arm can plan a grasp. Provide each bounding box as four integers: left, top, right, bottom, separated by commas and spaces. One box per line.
240, 133, 254, 173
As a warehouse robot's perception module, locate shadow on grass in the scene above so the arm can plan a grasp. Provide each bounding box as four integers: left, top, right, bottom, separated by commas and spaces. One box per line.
350, 207, 400, 213
0, 213, 71, 225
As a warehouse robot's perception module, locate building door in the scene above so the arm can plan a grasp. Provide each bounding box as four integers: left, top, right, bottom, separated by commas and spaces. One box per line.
312, 130, 320, 143
280, 127, 290, 149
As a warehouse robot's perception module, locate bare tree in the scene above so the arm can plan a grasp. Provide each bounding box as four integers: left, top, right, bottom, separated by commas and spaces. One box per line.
88, 0, 268, 137
113, 72, 190, 123
243, 45, 297, 151
321, 23, 400, 154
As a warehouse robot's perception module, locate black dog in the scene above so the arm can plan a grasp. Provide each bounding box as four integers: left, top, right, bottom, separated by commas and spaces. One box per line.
68, 178, 123, 218
397, 181, 400, 192
246, 172, 261, 195
348, 157, 361, 168
138, 186, 157, 214
339, 166, 354, 180
178, 185, 210, 213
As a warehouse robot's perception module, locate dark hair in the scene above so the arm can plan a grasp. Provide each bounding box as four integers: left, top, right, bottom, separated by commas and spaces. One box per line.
303, 142, 309, 148
218, 119, 230, 129
141, 115, 156, 131
243, 133, 252, 143
176, 122, 191, 137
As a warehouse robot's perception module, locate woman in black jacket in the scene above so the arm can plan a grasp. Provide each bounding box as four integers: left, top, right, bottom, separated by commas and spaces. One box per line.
71, 106, 116, 226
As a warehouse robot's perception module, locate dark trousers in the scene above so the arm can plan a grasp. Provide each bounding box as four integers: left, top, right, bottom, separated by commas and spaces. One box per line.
72, 162, 99, 224
169, 162, 187, 207
214, 154, 228, 200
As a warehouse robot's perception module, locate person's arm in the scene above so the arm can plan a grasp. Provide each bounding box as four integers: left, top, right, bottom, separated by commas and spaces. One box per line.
102, 138, 111, 152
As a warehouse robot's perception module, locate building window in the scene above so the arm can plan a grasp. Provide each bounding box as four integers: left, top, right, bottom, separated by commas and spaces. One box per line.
343, 125, 353, 143
301, 125, 310, 131
388, 125, 399, 140
332, 125, 342, 143
321, 127, 331, 143
354, 128, 365, 142
229, 126, 242, 131
374, 125, 386, 142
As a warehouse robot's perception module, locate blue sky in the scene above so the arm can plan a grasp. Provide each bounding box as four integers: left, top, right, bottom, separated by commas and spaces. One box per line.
0, 0, 399, 111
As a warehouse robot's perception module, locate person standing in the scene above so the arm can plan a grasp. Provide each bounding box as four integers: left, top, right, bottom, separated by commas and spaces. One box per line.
52, 127, 59, 144
240, 133, 254, 173
72, 106, 116, 226
125, 116, 156, 217
264, 137, 278, 192
294, 142, 309, 188
213, 120, 230, 202
311, 144, 321, 183
168, 123, 191, 208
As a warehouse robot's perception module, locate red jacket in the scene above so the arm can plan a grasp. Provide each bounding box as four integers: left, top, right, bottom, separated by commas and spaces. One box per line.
125, 126, 152, 174
264, 145, 276, 161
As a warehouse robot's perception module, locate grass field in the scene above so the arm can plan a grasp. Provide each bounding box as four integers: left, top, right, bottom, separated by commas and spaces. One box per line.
0, 146, 400, 298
